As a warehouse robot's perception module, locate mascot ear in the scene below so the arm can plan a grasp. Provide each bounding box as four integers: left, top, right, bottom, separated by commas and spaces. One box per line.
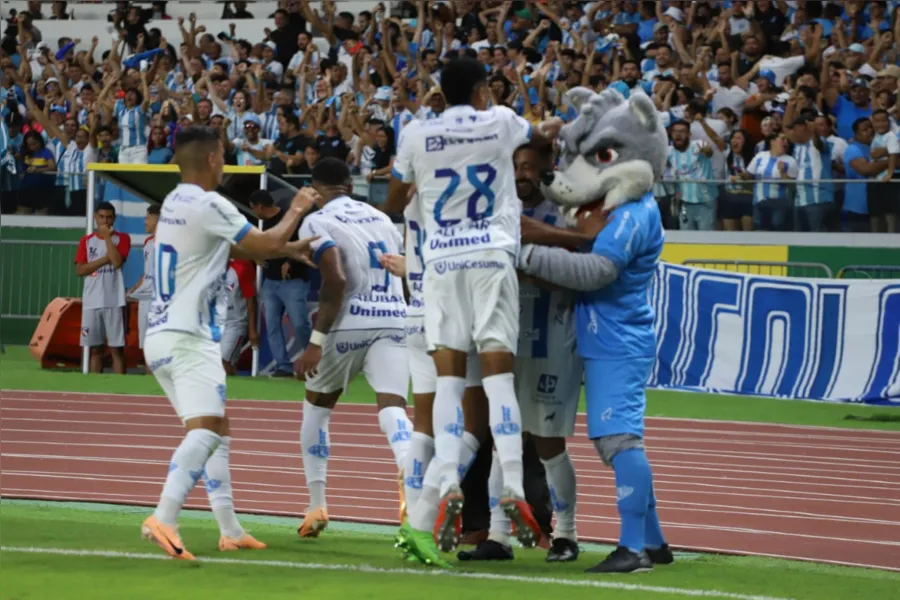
627, 91, 659, 132
565, 87, 596, 113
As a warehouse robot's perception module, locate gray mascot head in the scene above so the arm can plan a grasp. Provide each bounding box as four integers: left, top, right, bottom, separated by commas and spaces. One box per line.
540, 87, 668, 222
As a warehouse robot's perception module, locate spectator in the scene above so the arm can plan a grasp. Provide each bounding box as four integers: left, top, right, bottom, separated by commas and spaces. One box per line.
248, 190, 312, 379
16, 129, 56, 214
74, 201, 131, 374
788, 117, 834, 233
843, 118, 887, 233
667, 120, 716, 231
747, 131, 798, 232
869, 109, 900, 232
147, 124, 173, 164
723, 129, 755, 232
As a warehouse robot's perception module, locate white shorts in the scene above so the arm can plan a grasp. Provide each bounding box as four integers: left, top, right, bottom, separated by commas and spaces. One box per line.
138, 300, 151, 349
144, 331, 227, 422
515, 356, 583, 438
306, 329, 409, 398
406, 318, 436, 395
220, 321, 248, 366
424, 250, 519, 355
80, 307, 125, 348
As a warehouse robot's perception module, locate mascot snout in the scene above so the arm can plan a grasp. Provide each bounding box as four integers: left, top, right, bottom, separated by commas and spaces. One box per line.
540, 170, 556, 186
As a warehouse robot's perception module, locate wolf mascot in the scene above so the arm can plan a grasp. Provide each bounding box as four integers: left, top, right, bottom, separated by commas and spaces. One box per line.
518, 87, 673, 574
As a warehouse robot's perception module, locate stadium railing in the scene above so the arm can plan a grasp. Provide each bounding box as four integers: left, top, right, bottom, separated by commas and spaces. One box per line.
681, 259, 834, 279
836, 265, 900, 279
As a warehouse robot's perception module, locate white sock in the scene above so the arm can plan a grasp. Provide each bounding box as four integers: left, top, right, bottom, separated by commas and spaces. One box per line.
542, 450, 578, 541
378, 406, 413, 470
432, 376, 466, 496
404, 432, 434, 515
487, 451, 511, 546
202, 435, 245, 539
482, 373, 525, 498
458, 431, 480, 480
301, 400, 332, 510
408, 454, 442, 532
154, 428, 221, 526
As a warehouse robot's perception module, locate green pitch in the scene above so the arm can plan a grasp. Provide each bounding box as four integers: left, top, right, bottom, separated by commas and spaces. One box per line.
1, 345, 898, 599
2, 501, 898, 600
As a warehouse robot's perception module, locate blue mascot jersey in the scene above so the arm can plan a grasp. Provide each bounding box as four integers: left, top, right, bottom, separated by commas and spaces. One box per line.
575, 193, 664, 360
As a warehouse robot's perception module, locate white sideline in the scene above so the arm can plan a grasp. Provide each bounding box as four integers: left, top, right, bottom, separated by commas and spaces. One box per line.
0, 546, 795, 600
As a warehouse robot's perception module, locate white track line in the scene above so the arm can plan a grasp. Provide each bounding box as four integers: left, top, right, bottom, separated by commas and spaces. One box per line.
4, 389, 898, 435
0, 546, 796, 600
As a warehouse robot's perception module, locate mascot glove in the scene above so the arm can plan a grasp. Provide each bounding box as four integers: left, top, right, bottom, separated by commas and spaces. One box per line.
518, 244, 536, 269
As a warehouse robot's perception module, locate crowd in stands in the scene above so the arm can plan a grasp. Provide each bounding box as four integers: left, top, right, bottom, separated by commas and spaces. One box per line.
0, 0, 898, 232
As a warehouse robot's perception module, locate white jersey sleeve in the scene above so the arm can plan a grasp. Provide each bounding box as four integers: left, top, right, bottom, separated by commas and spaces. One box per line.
392, 122, 419, 184
495, 104, 534, 149
300, 216, 338, 264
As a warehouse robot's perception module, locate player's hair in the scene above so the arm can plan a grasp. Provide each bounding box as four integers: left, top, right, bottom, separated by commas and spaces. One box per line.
146, 204, 161, 215
95, 201, 116, 215
174, 125, 221, 171
248, 190, 276, 208
440, 57, 488, 107
311, 157, 351, 186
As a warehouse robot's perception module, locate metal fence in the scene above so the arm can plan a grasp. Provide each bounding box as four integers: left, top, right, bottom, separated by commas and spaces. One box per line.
0, 240, 81, 320
682, 259, 834, 279
836, 265, 900, 279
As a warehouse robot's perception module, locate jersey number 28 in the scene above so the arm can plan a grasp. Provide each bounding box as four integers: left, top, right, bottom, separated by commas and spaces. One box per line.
433, 164, 497, 227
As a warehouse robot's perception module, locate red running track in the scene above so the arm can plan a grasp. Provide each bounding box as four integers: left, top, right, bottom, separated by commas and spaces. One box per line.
2, 390, 899, 572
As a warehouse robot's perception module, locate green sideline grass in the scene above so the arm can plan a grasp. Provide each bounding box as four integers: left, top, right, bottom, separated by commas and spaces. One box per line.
1, 501, 898, 600
1, 346, 896, 430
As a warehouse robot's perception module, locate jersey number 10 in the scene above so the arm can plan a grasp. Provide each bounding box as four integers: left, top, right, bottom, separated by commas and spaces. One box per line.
155, 244, 178, 302
433, 164, 497, 227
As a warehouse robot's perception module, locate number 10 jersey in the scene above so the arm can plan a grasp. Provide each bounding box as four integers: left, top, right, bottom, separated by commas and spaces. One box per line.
147, 183, 252, 342
391, 104, 534, 266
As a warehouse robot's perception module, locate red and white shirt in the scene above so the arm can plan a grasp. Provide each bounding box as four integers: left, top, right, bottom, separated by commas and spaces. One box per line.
131, 234, 155, 301
225, 259, 257, 325
75, 231, 132, 309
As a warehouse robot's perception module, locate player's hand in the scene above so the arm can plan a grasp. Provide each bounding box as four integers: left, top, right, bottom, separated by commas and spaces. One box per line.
248, 329, 260, 348
96, 224, 112, 239
281, 261, 292, 280
378, 253, 406, 277
538, 116, 565, 138
575, 208, 613, 239
297, 344, 322, 379
291, 187, 320, 214
284, 237, 320, 268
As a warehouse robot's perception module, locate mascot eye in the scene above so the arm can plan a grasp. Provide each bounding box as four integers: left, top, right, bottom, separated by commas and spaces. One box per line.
596, 148, 619, 163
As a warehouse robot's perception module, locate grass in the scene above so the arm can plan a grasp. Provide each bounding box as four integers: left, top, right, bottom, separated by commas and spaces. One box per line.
2, 501, 898, 600
2, 346, 897, 430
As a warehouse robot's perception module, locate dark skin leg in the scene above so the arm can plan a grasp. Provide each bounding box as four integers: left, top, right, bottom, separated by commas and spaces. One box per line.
531, 436, 566, 461
183, 415, 229, 437
413, 393, 434, 436
109, 347, 125, 374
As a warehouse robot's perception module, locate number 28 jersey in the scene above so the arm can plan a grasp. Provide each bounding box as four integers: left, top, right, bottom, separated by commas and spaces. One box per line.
147, 183, 252, 342
392, 104, 533, 265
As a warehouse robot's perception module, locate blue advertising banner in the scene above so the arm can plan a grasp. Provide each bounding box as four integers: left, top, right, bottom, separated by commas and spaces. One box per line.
648, 263, 900, 405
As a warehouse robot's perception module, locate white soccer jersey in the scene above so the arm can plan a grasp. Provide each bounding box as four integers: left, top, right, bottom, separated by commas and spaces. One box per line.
131, 235, 155, 301
147, 183, 252, 342
391, 104, 533, 265
300, 196, 406, 332
403, 198, 426, 319
518, 200, 577, 359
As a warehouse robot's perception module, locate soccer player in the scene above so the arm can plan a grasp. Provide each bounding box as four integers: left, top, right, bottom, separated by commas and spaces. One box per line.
459, 141, 585, 563
75, 201, 131, 374
127, 204, 159, 373
386, 56, 561, 559
141, 125, 319, 560
294, 158, 415, 539
517, 190, 673, 574
220, 258, 259, 375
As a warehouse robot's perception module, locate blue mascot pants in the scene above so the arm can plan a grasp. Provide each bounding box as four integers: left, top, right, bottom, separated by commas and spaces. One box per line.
584, 356, 656, 440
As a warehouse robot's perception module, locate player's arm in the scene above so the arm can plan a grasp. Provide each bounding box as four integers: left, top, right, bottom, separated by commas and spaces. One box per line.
520, 215, 594, 249
297, 246, 346, 378
385, 126, 416, 214
74, 236, 111, 277
519, 211, 624, 291
230, 188, 320, 258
